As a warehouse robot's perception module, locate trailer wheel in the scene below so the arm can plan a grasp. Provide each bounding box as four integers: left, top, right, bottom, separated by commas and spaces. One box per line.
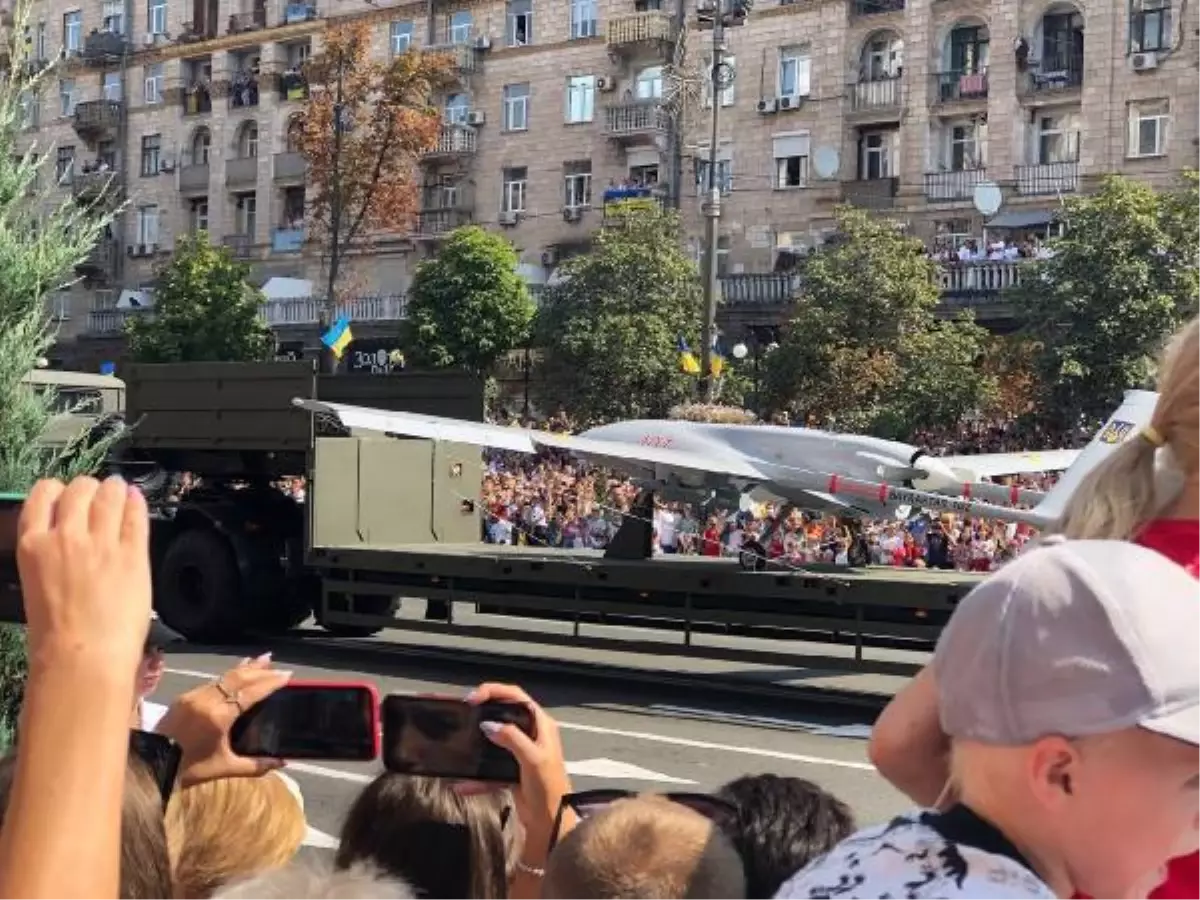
739, 540, 768, 572
315, 594, 393, 638
157, 529, 245, 641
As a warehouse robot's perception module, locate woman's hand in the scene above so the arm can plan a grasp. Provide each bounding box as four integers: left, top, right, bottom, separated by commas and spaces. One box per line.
155, 654, 292, 787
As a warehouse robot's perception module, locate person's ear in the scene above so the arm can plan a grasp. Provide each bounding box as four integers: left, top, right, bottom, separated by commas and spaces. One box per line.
1028, 736, 1080, 809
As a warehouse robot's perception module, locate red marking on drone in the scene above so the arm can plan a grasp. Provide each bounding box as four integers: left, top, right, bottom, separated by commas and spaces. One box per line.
639, 435, 675, 449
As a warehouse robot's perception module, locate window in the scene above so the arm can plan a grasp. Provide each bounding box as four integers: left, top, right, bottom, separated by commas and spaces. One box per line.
144, 64, 164, 104
58, 79, 76, 117
189, 199, 208, 232
502, 166, 527, 213
773, 132, 810, 188
148, 0, 167, 35
18, 90, 36, 129
239, 122, 259, 158
285, 117, 303, 152
503, 83, 530, 131
635, 66, 663, 100
390, 21, 413, 55
102, 0, 123, 33
635, 0, 662, 9
703, 54, 736, 107
450, 11, 473, 43
1036, 114, 1079, 164
778, 46, 812, 98
140, 134, 161, 176
190, 129, 211, 165
63, 11, 81, 53
863, 35, 902, 80
696, 145, 733, 196
948, 25, 988, 74
570, 0, 597, 39
445, 93, 470, 124
96, 140, 116, 169
136, 205, 159, 245
564, 161, 592, 208
36, 21, 46, 60
1128, 100, 1169, 156
949, 120, 982, 169
235, 194, 256, 234
629, 163, 659, 186
860, 129, 894, 178
55, 146, 75, 182
1131, 0, 1171, 52
935, 218, 971, 249
507, 0, 533, 46
287, 42, 310, 67
103, 72, 122, 101
566, 75, 595, 123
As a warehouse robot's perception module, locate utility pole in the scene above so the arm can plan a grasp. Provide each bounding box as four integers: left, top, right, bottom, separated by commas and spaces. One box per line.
321, 47, 347, 374
696, 0, 748, 402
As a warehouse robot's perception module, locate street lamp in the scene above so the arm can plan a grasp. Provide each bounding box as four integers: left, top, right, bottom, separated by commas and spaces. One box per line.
731, 343, 749, 360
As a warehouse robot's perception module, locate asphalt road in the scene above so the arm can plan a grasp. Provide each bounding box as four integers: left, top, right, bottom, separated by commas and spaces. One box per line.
154, 643, 911, 854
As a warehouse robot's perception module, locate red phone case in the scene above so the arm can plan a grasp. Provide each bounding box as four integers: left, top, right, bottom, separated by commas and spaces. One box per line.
253, 679, 381, 760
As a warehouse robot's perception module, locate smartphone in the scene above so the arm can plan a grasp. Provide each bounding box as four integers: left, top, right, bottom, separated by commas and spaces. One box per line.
229, 681, 380, 761
381, 695, 535, 783
0, 495, 22, 626
129, 729, 182, 807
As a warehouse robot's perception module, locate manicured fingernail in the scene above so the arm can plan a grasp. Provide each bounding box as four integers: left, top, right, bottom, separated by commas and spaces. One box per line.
276, 670, 294, 680
464, 689, 480, 703
239, 657, 251, 666
479, 720, 502, 737
254, 652, 272, 663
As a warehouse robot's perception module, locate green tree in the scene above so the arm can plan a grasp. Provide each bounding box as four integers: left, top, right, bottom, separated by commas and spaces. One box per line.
0, 0, 121, 747
1013, 173, 1199, 430
535, 201, 702, 425
405, 226, 535, 375
126, 232, 274, 362
763, 206, 995, 437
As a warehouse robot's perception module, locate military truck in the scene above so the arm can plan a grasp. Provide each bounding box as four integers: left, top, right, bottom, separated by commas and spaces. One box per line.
23, 368, 125, 449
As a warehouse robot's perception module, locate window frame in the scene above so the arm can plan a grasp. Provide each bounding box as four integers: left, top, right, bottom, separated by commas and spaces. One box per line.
58, 78, 76, 117
147, 0, 167, 35
777, 46, 811, 99
502, 167, 527, 213
1130, 0, 1170, 52
390, 20, 413, 55
55, 145, 75, 182
506, 0, 533, 47
140, 134, 161, 177
570, 0, 597, 39
566, 75, 595, 123
564, 167, 592, 208
63, 11, 81, 52
136, 205, 159, 245
1128, 100, 1169, 157
503, 83, 530, 132
144, 63, 164, 104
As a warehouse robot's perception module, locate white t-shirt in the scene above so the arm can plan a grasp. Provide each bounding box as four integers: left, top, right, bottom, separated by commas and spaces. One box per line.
654, 510, 678, 548
775, 811, 1055, 900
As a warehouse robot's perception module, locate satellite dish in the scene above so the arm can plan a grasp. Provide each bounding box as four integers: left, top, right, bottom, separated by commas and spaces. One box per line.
813, 146, 840, 180
972, 181, 1003, 216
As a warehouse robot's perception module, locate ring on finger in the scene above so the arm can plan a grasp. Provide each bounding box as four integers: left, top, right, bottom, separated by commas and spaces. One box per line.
213, 679, 244, 713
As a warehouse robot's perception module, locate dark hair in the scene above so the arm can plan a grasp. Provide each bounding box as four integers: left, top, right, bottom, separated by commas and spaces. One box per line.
336, 775, 511, 899
715, 774, 855, 899
0, 753, 173, 899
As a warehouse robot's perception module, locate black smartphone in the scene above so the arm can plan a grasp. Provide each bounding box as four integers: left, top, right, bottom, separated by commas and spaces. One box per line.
381, 695, 535, 783
129, 729, 182, 807
229, 681, 380, 761
0, 495, 22, 626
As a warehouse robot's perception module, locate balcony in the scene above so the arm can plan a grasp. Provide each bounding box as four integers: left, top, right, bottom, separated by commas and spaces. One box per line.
72, 100, 122, 142
178, 20, 219, 42
278, 71, 308, 101
282, 2, 318, 24
604, 103, 668, 144
227, 8, 267, 34
852, 0, 904, 14
423, 124, 477, 160
85, 307, 142, 336
422, 42, 477, 74
931, 70, 988, 104
72, 169, 122, 205
179, 163, 210, 193
81, 31, 129, 65
225, 156, 258, 188
415, 207, 472, 238
1015, 160, 1079, 196
606, 11, 672, 51
841, 177, 898, 210
924, 168, 986, 202
182, 86, 212, 115
262, 294, 407, 326
271, 227, 305, 253
719, 273, 802, 307
1022, 55, 1084, 96
222, 234, 254, 258
75, 240, 119, 282
939, 260, 1024, 321
848, 76, 902, 116
229, 75, 260, 108
273, 151, 306, 181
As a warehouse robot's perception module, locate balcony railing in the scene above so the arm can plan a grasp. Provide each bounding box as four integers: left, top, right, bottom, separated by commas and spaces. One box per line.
841, 177, 898, 209
271, 227, 304, 253
228, 8, 267, 33
931, 70, 988, 103
424, 124, 477, 158
72, 169, 121, 204
1024, 54, 1085, 94
182, 86, 212, 115
416, 207, 472, 237
225, 156, 258, 187
81, 31, 128, 64
178, 20, 219, 42
262, 294, 407, 326
604, 103, 669, 139
1015, 160, 1079, 196
85, 307, 142, 336
606, 11, 672, 48
75, 240, 119, 280
924, 168, 986, 202
939, 260, 1024, 300
72, 100, 122, 140
719, 273, 802, 306
422, 42, 477, 73
848, 76, 902, 112
852, 0, 904, 14
179, 163, 210, 193
222, 234, 253, 258
273, 151, 306, 181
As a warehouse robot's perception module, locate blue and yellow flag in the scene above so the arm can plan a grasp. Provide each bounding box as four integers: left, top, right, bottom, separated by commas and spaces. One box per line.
710, 338, 726, 378
677, 337, 701, 375
321, 316, 354, 360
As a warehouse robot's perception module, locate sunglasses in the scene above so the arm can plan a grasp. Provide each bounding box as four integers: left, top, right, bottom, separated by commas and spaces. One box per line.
547, 789, 737, 855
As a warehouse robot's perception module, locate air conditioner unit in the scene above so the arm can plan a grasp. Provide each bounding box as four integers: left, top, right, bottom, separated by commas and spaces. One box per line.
142, 33, 154, 47
149, 242, 159, 253
126, 244, 134, 256
563, 206, 582, 222
466, 110, 486, 126
778, 95, 800, 110
136, 243, 146, 256
474, 35, 492, 50
159, 157, 175, 172
498, 211, 519, 226
1131, 51, 1159, 71
756, 98, 778, 114
541, 249, 558, 266
596, 75, 616, 92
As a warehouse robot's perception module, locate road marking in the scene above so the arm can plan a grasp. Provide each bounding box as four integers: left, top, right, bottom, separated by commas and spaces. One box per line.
165, 667, 874, 773
648, 704, 874, 741
287, 761, 372, 784
303, 826, 340, 850
567, 759, 696, 785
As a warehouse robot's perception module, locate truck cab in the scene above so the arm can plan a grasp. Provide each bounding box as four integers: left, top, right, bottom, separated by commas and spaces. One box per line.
22, 369, 126, 450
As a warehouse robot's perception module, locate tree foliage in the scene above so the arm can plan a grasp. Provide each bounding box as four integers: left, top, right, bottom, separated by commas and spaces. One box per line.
1012, 173, 1200, 430
126, 233, 273, 362
535, 201, 702, 425
0, 0, 122, 747
763, 206, 995, 438
294, 22, 456, 301
405, 226, 535, 375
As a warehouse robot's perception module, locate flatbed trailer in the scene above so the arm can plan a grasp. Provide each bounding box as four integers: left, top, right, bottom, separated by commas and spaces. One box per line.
115, 361, 981, 675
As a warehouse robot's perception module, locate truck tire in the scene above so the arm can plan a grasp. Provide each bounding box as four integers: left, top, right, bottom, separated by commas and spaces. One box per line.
315, 593, 392, 638
157, 529, 246, 641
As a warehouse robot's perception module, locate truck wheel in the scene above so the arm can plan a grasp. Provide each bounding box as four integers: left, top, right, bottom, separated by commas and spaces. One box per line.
157, 529, 245, 641
315, 593, 392, 638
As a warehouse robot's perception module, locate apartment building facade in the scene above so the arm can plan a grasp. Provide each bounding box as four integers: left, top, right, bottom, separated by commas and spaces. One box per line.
17, 0, 1198, 364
